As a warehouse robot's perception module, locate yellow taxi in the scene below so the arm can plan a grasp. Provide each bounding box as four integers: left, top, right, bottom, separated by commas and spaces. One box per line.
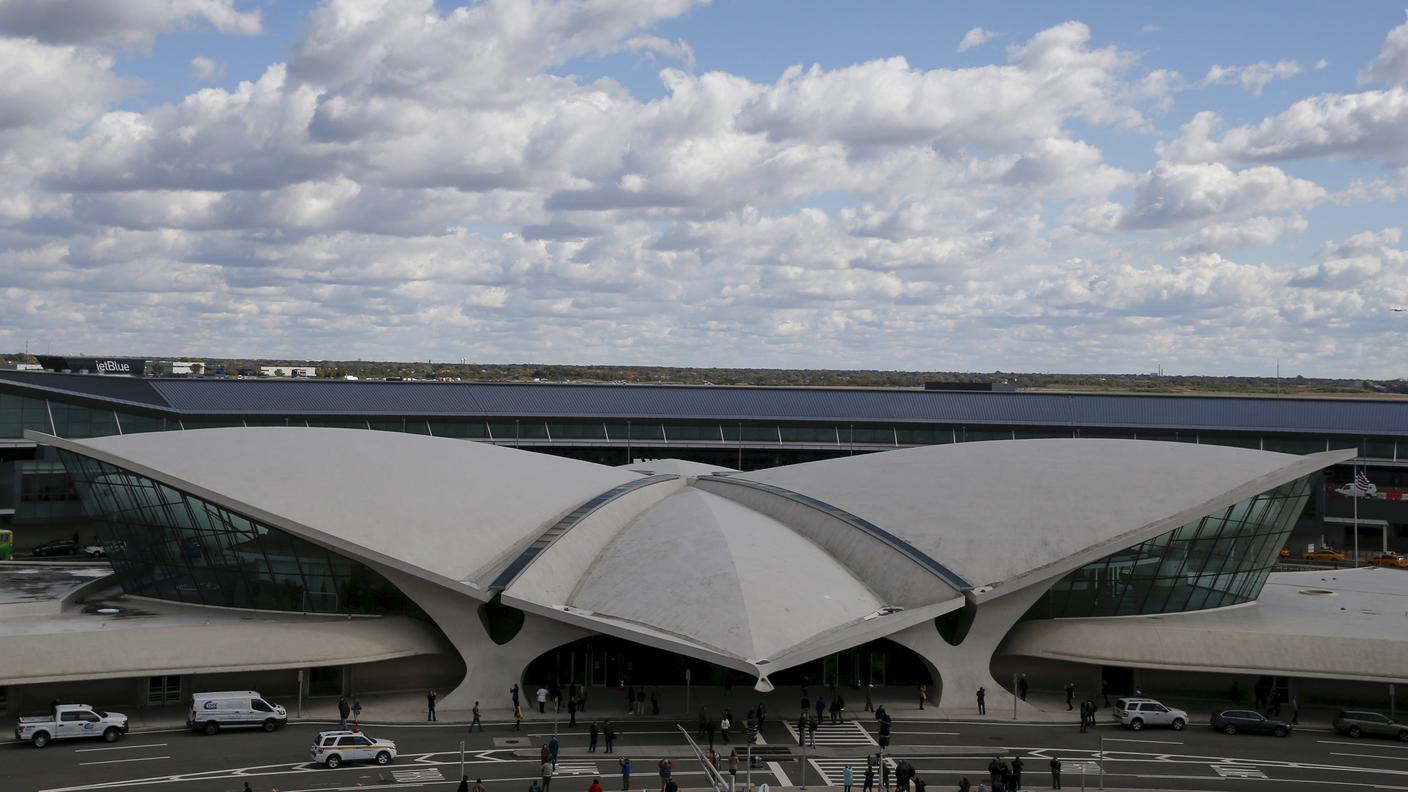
1302, 548, 1347, 562
1368, 552, 1408, 569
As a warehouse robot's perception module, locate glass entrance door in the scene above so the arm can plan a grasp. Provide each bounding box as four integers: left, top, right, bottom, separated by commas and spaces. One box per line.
868, 652, 887, 686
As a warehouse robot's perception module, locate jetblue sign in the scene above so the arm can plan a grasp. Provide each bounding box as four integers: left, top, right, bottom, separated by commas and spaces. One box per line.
94, 360, 131, 374
35, 356, 149, 376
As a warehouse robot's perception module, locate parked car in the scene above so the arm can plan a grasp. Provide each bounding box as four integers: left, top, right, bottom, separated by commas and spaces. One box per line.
310, 730, 397, 768
1332, 710, 1408, 741
1210, 709, 1292, 737
32, 539, 78, 557
1302, 548, 1346, 562
1114, 697, 1188, 731
1368, 552, 1408, 569
82, 544, 106, 558
15, 704, 129, 748
189, 691, 288, 734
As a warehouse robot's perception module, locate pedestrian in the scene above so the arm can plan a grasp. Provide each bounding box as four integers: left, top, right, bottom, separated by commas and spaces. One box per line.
549, 735, 561, 768
1017, 674, 1028, 702
1010, 756, 1023, 792
816, 696, 826, 724
865, 683, 874, 712
589, 778, 603, 792
338, 696, 350, 730
512, 684, 521, 709
636, 687, 646, 716
472, 701, 484, 732
542, 760, 555, 792
1064, 682, 1074, 711
976, 686, 986, 715
958, 779, 970, 792
665, 780, 677, 792
918, 683, 927, 710
844, 763, 854, 792
808, 713, 818, 747
531, 780, 543, 792
987, 756, 1001, 788
542, 742, 552, 765
702, 708, 713, 744
1049, 756, 1061, 790
1100, 677, 1109, 708
569, 697, 578, 727
628, 687, 636, 714
428, 690, 438, 722
999, 760, 1013, 792
881, 753, 891, 792
729, 750, 740, 790
553, 684, 562, 713
797, 713, 807, 746
473, 779, 486, 792
244, 784, 254, 792
1291, 695, 1300, 725
514, 702, 524, 731
757, 702, 767, 731
605, 721, 616, 753
914, 774, 926, 792
590, 721, 600, 752
658, 757, 672, 792
1078, 701, 1088, 733
864, 762, 875, 792
720, 714, 730, 743
539, 686, 549, 714
619, 757, 632, 791
650, 688, 659, 716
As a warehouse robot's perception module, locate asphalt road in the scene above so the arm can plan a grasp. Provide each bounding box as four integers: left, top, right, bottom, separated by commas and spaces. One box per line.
4, 716, 1408, 792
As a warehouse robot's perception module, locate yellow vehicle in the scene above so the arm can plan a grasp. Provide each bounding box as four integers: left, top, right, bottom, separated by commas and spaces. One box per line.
0, 528, 12, 561
1302, 548, 1347, 562
1368, 553, 1408, 569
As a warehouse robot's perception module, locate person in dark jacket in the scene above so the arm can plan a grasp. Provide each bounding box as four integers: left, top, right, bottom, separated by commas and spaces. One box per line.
976, 687, 986, 715
1010, 756, 1023, 791
864, 763, 876, 792
1064, 683, 1075, 711
987, 756, 1002, 788
605, 721, 616, 753
1017, 674, 1029, 701
1049, 757, 1061, 790
999, 760, 1013, 792
427, 690, 437, 721
589, 721, 600, 753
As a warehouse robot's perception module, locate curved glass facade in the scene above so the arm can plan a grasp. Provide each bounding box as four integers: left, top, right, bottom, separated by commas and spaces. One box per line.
58, 451, 421, 617
1026, 475, 1313, 619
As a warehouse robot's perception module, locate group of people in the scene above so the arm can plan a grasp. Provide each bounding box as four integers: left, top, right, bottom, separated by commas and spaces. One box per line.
694, 706, 737, 746
336, 696, 363, 730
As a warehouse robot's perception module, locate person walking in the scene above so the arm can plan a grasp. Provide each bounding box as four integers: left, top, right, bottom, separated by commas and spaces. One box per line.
1078, 700, 1088, 733
472, 701, 484, 732
1291, 695, 1300, 725
605, 721, 616, 753
958, 779, 970, 792
720, 714, 730, 744
918, 683, 928, 710
457, 779, 470, 792
338, 697, 350, 730
512, 684, 521, 710
844, 763, 854, 792
538, 686, 549, 714
590, 721, 600, 752
542, 760, 555, 792
549, 736, 561, 769
353, 698, 363, 728
836, 694, 846, 722
638, 687, 648, 716
865, 683, 874, 712
514, 702, 524, 731
1017, 674, 1028, 702
473, 779, 486, 792
976, 686, 986, 715
797, 713, 807, 746
816, 696, 826, 724
807, 712, 818, 747
428, 690, 438, 722
987, 756, 1001, 788
657, 757, 672, 792
589, 778, 604, 792
619, 757, 632, 791
864, 761, 875, 792
728, 750, 739, 791
569, 697, 578, 727
1010, 756, 1023, 792
999, 760, 1013, 792
1064, 682, 1074, 711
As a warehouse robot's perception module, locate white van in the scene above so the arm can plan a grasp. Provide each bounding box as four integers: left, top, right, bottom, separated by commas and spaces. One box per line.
188, 691, 288, 734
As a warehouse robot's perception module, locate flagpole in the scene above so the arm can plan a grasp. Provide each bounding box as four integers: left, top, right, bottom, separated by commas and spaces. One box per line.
1353, 465, 1360, 567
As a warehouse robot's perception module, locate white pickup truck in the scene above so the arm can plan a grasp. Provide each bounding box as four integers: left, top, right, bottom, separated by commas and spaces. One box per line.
15, 704, 130, 747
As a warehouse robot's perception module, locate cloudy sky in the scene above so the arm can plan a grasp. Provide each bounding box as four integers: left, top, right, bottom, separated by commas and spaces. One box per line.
3, 1, 1408, 376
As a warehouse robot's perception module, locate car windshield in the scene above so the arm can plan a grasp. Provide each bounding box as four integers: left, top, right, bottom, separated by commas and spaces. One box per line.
94, 710, 108, 718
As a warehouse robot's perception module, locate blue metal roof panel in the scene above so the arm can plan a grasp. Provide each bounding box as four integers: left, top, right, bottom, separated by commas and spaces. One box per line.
0, 370, 171, 409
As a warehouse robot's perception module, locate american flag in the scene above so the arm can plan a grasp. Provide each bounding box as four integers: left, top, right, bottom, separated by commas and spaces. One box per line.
1355, 468, 1374, 492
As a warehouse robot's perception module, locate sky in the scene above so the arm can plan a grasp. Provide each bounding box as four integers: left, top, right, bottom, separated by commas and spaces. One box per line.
2, 2, 1408, 377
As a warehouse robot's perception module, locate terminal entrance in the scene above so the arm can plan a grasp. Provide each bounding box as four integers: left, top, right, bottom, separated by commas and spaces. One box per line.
522, 635, 931, 691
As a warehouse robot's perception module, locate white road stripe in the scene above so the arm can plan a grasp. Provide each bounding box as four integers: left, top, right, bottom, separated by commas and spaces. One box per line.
78, 755, 171, 766
1319, 739, 1408, 750
1331, 751, 1408, 762
896, 731, 959, 736
74, 743, 168, 752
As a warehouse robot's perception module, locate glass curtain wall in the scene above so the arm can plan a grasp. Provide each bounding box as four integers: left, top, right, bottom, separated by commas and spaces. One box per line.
58, 451, 420, 617
1028, 475, 1314, 619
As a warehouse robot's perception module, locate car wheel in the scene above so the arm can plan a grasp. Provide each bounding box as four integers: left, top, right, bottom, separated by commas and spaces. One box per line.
31, 731, 51, 748
103, 727, 121, 743
1129, 719, 1143, 731
1348, 726, 1362, 738
1224, 724, 1238, 735
262, 718, 277, 732
376, 751, 392, 765
203, 721, 219, 735
325, 754, 342, 769
1171, 718, 1185, 731
1273, 726, 1288, 738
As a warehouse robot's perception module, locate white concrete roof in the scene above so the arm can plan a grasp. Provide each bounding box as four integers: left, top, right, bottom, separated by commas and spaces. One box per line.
620, 459, 738, 476
736, 439, 1353, 591
54, 428, 641, 590
1001, 566, 1408, 683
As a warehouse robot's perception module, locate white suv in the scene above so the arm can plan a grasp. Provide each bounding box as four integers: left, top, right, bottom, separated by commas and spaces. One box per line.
1115, 698, 1187, 731
310, 730, 398, 768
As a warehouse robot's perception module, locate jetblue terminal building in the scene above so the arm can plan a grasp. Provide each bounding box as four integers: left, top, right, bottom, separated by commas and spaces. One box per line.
0, 370, 1407, 717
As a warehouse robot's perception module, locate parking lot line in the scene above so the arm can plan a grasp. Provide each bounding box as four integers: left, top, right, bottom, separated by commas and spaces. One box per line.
78, 755, 171, 766
74, 743, 168, 752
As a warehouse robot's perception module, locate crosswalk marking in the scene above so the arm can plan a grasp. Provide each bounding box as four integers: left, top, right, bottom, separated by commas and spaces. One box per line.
1212, 764, 1267, 779
808, 758, 886, 786
783, 720, 878, 748
391, 767, 446, 782
555, 762, 600, 776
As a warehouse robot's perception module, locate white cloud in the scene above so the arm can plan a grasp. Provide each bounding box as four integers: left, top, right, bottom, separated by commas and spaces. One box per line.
191, 55, 222, 81
1173, 214, 1309, 253
0, 0, 260, 49
0, 37, 132, 131
1315, 58, 1328, 70
956, 26, 995, 53
1113, 161, 1324, 230
1359, 10, 1408, 85
1290, 227, 1408, 288
1200, 59, 1303, 95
